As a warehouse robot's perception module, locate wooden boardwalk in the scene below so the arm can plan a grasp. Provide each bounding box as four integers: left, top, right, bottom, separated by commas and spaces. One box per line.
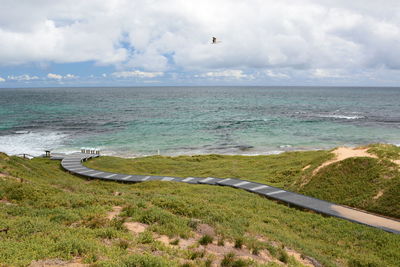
60, 152, 400, 234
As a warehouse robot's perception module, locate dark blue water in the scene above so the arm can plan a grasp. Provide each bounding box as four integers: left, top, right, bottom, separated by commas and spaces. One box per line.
1, 86, 399, 156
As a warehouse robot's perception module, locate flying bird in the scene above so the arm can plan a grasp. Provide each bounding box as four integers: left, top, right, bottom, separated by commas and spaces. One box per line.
212, 37, 221, 44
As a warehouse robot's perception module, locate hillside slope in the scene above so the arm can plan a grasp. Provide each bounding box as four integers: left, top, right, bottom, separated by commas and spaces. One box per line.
85, 144, 400, 218
1, 152, 400, 266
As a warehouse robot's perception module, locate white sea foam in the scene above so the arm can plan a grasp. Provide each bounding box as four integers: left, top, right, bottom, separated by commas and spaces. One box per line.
14, 130, 30, 134
318, 114, 364, 120
0, 131, 68, 157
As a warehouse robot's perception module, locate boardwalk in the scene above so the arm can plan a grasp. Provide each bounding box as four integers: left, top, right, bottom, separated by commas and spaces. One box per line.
60, 152, 400, 234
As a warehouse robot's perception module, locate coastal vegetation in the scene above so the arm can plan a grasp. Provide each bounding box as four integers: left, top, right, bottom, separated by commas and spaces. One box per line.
85, 144, 400, 218
0, 144, 399, 266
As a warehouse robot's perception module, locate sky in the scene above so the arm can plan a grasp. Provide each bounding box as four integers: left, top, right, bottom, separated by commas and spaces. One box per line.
1, 0, 400, 87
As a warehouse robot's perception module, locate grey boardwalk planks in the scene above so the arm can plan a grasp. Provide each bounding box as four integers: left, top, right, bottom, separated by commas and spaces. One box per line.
60, 152, 400, 234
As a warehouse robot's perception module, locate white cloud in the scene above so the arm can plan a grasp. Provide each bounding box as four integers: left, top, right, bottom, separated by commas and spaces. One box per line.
198, 70, 249, 79
0, 77, 5, 82
265, 70, 289, 78
64, 74, 76, 79
47, 73, 63, 80
0, 0, 400, 83
112, 70, 163, 78
312, 69, 344, 78
7, 74, 39, 81
47, 73, 76, 80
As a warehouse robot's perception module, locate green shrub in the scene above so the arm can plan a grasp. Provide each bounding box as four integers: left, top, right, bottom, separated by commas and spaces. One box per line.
187, 219, 199, 229
265, 243, 278, 257
170, 238, 179, 245
221, 252, 235, 267
110, 217, 126, 230
54, 237, 96, 257
120, 253, 171, 266
348, 259, 379, 267
49, 210, 80, 225
251, 246, 260, 256
278, 248, 289, 263
204, 259, 213, 267
82, 215, 109, 229
188, 250, 205, 260
137, 231, 153, 244
234, 237, 243, 249
84, 253, 98, 263
96, 228, 117, 239
231, 259, 248, 267
117, 239, 130, 250
198, 235, 213, 246
2, 182, 43, 202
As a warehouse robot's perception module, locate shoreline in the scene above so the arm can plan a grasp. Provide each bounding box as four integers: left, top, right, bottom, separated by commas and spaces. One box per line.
54, 142, 399, 159
1, 138, 400, 159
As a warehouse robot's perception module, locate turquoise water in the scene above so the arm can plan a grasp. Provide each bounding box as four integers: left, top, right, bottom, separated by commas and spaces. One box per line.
0, 86, 399, 156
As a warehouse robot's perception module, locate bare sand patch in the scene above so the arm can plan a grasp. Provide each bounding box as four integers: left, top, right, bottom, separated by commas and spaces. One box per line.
176, 237, 198, 249
313, 147, 377, 175
205, 242, 276, 264
124, 222, 148, 234
152, 223, 280, 265
286, 248, 315, 267
196, 223, 215, 236
106, 206, 122, 220
373, 190, 384, 200
0, 199, 13, 205
122, 219, 315, 265
155, 235, 171, 245
0, 172, 24, 182
30, 258, 88, 267
302, 165, 311, 171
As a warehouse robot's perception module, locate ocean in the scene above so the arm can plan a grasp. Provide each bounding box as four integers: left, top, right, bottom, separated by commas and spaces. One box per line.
1, 86, 399, 157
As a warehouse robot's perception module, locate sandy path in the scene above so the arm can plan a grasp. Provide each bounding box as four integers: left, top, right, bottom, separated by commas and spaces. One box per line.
313, 147, 377, 174
331, 205, 400, 233
62, 152, 400, 234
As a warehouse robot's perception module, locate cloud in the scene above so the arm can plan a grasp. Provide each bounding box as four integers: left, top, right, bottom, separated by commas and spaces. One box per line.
64, 74, 76, 79
197, 70, 249, 79
265, 70, 289, 78
112, 70, 163, 78
0, 0, 400, 84
0, 77, 5, 82
47, 73, 76, 80
312, 69, 344, 78
47, 73, 63, 80
7, 74, 39, 81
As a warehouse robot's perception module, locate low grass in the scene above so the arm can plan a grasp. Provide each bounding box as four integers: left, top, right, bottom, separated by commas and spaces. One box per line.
84, 150, 333, 188
85, 144, 400, 218
298, 157, 400, 218
367, 143, 400, 160
0, 148, 400, 266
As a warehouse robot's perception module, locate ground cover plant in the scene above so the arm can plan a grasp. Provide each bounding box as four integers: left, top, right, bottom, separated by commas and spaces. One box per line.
85, 144, 400, 218
0, 146, 399, 266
